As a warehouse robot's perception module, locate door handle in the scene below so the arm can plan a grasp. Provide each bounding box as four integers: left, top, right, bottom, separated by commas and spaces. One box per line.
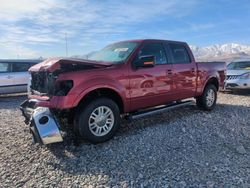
166, 70, 172, 75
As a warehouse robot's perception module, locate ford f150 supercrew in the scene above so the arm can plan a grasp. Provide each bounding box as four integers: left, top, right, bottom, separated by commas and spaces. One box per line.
20, 39, 226, 145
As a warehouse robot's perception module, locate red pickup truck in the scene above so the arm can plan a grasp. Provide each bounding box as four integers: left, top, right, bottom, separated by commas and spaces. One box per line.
20, 39, 226, 145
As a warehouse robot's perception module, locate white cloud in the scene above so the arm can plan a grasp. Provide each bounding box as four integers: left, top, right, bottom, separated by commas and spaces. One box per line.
0, 0, 59, 21
0, 42, 39, 58
0, 0, 199, 58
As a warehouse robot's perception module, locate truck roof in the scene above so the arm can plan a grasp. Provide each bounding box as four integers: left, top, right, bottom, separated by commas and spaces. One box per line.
117, 39, 187, 44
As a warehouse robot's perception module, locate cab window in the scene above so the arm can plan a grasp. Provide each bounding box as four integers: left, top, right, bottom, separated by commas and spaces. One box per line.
138, 43, 167, 65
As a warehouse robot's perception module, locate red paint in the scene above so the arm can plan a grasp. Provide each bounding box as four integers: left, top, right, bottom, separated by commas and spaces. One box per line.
29, 39, 226, 113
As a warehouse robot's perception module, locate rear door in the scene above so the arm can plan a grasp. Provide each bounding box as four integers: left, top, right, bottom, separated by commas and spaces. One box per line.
167, 42, 197, 99
0, 62, 15, 94
12, 62, 33, 93
129, 41, 173, 111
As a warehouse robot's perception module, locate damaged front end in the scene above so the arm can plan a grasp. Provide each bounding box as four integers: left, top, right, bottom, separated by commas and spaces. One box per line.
20, 100, 63, 145
20, 58, 112, 145
21, 70, 65, 145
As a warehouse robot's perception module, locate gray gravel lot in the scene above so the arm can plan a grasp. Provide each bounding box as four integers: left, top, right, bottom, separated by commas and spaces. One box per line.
0, 92, 250, 187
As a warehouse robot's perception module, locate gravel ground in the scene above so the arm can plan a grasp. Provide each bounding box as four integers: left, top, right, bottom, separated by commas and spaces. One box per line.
0, 92, 250, 187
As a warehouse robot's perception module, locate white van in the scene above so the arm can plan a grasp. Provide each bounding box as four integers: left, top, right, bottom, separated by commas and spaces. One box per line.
0, 59, 41, 94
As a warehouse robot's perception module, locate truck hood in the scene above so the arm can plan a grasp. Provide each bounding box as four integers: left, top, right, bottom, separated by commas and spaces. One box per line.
227, 69, 250, 76
29, 57, 112, 72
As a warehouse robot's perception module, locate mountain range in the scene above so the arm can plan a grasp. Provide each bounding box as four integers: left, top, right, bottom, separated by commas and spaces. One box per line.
73, 43, 250, 63
190, 43, 250, 62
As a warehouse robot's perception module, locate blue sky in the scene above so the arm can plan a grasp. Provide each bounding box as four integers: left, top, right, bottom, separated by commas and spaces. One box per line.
0, 0, 250, 58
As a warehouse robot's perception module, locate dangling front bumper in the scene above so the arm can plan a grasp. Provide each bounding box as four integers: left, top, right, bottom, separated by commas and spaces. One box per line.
20, 100, 63, 145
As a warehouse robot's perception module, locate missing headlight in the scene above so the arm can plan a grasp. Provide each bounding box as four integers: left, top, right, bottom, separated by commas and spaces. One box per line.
55, 80, 73, 96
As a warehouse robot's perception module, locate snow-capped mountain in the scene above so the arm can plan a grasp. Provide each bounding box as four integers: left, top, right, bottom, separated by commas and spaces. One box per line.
73, 43, 250, 63
190, 43, 250, 62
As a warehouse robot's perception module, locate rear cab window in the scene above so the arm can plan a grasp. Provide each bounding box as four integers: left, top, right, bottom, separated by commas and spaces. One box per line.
168, 43, 191, 64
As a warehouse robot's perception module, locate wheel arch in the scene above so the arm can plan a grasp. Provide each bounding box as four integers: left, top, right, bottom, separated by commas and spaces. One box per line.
203, 76, 219, 92
74, 87, 126, 114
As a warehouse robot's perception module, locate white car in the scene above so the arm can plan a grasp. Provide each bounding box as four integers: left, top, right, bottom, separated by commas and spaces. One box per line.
225, 60, 250, 90
0, 60, 41, 94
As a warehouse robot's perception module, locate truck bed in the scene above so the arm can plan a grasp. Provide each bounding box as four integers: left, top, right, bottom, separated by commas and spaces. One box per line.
196, 61, 226, 91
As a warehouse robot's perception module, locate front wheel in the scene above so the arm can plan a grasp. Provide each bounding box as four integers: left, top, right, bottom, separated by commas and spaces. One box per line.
196, 84, 217, 111
75, 98, 121, 143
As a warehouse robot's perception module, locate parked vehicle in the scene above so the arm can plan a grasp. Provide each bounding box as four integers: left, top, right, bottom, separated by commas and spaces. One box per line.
225, 60, 250, 90
20, 39, 226, 145
0, 59, 42, 94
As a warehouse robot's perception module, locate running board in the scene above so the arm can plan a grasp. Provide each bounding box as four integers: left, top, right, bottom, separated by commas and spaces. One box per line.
128, 100, 193, 120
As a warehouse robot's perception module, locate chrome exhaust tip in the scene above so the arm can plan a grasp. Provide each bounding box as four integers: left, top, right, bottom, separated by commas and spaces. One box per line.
31, 107, 63, 145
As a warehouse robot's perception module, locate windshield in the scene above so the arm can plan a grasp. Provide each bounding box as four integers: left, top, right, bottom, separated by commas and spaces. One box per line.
227, 61, 250, 70
88, 42, 138, 63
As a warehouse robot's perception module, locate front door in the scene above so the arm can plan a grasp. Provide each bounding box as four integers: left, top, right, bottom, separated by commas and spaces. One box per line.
129, 42, 173, 111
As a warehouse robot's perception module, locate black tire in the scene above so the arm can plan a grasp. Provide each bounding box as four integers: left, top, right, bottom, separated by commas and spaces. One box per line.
196, 84, 217, 111
75, 98, 120, 143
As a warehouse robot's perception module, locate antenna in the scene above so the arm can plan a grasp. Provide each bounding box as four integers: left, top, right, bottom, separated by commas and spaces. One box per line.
65, 33, 68, 57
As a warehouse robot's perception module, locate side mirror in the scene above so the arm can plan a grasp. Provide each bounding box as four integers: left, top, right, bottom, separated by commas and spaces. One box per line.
136, 55, 155, 68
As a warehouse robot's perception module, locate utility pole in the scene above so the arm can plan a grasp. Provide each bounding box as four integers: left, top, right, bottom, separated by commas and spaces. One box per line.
65, 33, 68, 57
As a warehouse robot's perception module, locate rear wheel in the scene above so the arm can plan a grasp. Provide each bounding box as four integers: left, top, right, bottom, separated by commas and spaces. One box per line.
196, 84, 217, 111
75, 98, 120, 143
